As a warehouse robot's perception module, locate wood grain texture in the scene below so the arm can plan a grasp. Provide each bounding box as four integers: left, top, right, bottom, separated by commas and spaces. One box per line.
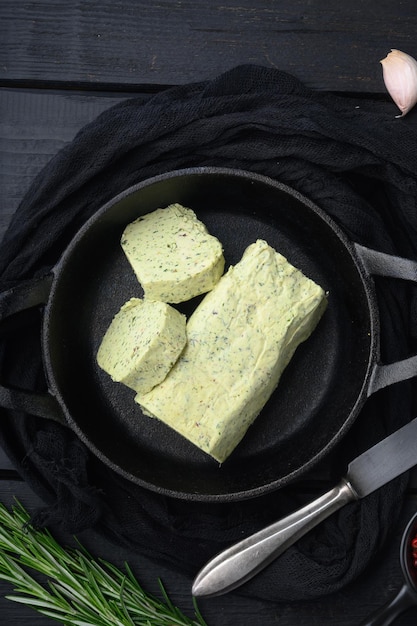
0, 88, 131, 234
1, 0, 417, 92
0, 480, 416, 625
0, 448, 16, 473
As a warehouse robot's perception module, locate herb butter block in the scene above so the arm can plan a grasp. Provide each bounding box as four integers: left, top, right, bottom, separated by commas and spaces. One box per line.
120, 204, 225, 303
136, 239, 327, 463
97, 298, 187, 394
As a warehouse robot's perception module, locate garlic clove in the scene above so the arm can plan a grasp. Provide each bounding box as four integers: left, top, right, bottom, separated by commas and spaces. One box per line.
380, 49, 417, 117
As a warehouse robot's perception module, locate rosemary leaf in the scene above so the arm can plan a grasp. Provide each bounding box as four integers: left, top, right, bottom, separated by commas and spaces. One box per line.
0, 500, 208, 626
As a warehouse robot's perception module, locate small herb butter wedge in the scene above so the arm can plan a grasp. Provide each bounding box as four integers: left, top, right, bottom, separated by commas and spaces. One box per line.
136, 240, 327, 463
97, 298, 187, 394
121, 203, 225, 303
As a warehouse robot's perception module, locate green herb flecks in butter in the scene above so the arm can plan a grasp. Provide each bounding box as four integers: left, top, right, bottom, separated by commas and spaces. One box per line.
135, 240, 327, 463
97, 298, 187, 394
121, 203, 225, 303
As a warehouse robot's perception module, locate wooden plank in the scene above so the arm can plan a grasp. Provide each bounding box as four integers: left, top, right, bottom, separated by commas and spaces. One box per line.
0, 88, 132, 234
1, 0, 417, 92
0, 446, 16, 473
0, 479, 416, 625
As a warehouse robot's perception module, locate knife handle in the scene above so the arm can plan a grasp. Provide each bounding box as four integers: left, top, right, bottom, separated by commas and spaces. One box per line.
192, 478, 357, 597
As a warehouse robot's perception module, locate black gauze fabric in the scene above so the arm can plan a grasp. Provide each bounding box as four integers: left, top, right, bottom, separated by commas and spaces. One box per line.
0, 65, 416, 601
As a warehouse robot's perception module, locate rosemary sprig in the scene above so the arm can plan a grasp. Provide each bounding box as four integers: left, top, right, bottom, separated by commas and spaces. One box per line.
0, 500, 208, 626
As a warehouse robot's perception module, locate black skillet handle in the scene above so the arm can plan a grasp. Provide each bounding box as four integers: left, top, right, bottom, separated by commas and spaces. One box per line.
354, 244, 417, 396
359, 583, 417, 625
0, 275, 66, 424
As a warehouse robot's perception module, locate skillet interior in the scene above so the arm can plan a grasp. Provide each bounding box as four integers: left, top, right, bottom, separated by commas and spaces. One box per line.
44, 169, 373, 500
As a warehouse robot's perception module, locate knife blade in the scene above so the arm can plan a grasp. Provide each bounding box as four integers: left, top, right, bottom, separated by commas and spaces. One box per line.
192, 415, 417, 598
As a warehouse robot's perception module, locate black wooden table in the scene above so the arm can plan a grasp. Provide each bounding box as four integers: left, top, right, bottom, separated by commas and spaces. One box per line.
1, 2, 417, 624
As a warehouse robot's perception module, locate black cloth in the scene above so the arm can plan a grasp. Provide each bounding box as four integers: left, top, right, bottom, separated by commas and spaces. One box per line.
0, 65, 417, 601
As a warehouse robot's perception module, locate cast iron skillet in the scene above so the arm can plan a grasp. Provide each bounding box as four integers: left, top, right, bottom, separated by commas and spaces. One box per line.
0, 167, 416, 501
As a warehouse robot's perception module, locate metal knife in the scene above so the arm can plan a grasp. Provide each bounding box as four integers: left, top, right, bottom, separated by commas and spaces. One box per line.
192, 415, 417, 598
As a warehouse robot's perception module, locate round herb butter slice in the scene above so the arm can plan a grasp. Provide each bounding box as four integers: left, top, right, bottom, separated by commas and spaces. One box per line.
97, 298, 187, 394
